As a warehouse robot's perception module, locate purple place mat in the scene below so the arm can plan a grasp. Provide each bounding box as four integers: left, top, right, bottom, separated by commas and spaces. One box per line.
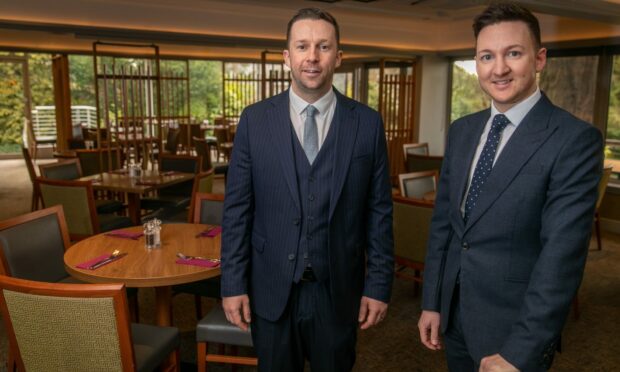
105, 230, 143, 240
76, 253, 126, 270
197, 226, 222, 238
175, 258, 220, 268
161, 171, 178, 176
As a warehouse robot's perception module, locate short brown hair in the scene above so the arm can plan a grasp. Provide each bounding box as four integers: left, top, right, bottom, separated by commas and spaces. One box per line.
286, 8, 340, 49
473, 2, 541, 48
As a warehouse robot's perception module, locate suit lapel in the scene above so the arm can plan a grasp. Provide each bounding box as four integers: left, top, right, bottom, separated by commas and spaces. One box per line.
451, 110, 489, 233
464, 95, 558, 232
329, 92, 358, 220
266, 91, 301, 214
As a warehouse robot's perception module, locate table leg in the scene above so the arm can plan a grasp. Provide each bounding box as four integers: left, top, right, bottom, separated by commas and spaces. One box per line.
155, 286, 173, 327
127, 193, 141, 225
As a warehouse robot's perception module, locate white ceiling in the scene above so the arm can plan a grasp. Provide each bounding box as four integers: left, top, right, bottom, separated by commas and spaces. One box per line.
1, 0, 620, 60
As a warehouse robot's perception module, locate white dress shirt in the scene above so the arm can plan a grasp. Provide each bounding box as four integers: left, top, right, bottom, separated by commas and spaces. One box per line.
461, 88, 542, 214
289, 88, 337, 150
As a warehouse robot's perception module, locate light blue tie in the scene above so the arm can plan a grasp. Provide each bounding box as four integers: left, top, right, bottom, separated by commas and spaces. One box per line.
463, 114, 510, 221
303, 105, 319, 164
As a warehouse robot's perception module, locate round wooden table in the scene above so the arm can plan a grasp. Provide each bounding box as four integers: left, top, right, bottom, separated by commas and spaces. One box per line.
64, 223, 221, 326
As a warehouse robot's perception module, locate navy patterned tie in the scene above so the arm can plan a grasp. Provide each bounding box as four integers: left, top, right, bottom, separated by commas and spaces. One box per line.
463, 114, 510, 221
303, 105, 319, 164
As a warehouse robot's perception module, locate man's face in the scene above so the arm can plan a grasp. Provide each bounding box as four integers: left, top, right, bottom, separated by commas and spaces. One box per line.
283, 19, 342, 102
475, 21, 546, 112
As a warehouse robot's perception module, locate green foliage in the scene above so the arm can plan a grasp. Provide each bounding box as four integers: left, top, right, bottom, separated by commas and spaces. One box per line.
189, 60, 222, 121
608, 56, 620, 140
450, 64, 489, 122
0, 60, 25, 147
69, 55, 96, 106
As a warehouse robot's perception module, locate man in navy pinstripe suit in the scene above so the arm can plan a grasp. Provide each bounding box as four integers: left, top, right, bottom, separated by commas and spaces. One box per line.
220, 8, 394, 372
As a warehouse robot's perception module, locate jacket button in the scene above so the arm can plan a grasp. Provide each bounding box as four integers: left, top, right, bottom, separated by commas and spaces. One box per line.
308, 194, 315, 201
307, 234, 313, 241
293, 218, 300, 225
288, 254, 295, 261
462, 242, 469, 250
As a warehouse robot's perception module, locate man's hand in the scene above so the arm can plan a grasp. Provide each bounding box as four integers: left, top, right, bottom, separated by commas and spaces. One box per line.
479, 354, 519, 372
418, 310, 442, 350
222, 294, 251, 331
358, 296, 388, 330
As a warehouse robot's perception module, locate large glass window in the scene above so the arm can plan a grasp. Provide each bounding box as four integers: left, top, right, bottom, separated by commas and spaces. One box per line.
539, 55, 599, 123
606, 55, 620, 175
450, 59, 489, 122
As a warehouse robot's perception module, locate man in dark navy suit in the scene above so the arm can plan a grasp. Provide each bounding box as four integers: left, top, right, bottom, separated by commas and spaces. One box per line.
418, 3, 603, 372
220, 8, 394, 372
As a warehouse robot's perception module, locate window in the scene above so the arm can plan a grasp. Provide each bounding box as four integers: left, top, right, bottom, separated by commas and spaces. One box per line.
450, 59, 489, 122
606, 55, 620, 173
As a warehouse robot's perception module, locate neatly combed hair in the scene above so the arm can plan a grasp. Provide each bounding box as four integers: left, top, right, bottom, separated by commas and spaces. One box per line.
473, 2, 541, 48
286, 8, 340, 48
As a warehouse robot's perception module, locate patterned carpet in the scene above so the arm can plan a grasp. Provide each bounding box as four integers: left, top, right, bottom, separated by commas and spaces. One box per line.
0, 158, 619, 371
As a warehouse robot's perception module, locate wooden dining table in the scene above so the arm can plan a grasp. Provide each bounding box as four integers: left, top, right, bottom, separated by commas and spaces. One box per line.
77, 169, 195, 224
64, 223, 221, 326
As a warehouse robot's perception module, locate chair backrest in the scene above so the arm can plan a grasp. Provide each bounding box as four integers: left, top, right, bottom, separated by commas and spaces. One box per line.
596, 165, 614, 210
188, 171, 215, 222
21, 146, 37, 183
76, 148, 121, 176
192, 193, 225, 225
393, 195, 433, 264
403, 143, 429, 159
193, 136, 212, 171
0, 206, 70, 282
405, 153, 444, 173
164, 128, 180, 154
39, 158, 82, 180
160, 154, 202, 174
0, 276, 136, 372
37, 178, 99, 240
214, 126, 230, 144
398, 171, 438, 200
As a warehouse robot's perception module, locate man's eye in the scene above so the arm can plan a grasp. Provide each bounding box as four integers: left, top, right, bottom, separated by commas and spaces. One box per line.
508, 51, 521, 58
479, 54, 492, 61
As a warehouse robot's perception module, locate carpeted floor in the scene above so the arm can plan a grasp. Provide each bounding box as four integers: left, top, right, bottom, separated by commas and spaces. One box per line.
0, 158, 619, 371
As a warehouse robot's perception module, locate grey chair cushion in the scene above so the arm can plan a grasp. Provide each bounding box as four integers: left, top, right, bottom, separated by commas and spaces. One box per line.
196, 306, 253, 347
0, 213, 68, 282
140, 195, 190, 211
98, 214, 133, 232
132, 323, 180, 372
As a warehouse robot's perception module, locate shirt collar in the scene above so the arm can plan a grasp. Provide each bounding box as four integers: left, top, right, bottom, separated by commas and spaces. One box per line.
491, 88, 541, 127
289, 87, 335, 116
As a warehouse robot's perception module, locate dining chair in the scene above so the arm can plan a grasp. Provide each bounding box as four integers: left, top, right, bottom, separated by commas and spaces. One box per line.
76, 148, 121, 176
140, 154, 201, 213
405, 153, 444, 174
39, 157, 124, 214
150, 170, 215, 224
39, 158, 82, 180
393, 195, 434, 296
593, 165, 614, 251
0, 276, 180, 372
398, 170, 439, 201
196, 306, 257, 372
193, 136, 212, 171
37, 178, 133, 241
164, 127, 181, 155
21, 146, 40, 212
173, 193, 224, 320
402, 142, 429, 160
213, 126, 233, 162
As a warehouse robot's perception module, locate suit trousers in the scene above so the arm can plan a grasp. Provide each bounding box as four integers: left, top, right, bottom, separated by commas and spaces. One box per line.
251, 279, 357, 372
444, 283, 477, 372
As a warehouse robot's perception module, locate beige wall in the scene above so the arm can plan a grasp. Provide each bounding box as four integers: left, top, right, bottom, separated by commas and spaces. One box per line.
417, 54, 450, 156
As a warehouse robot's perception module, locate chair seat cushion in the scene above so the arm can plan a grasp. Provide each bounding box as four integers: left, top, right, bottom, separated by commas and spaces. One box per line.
132, 323, 180, 372
95, 199, 124, 214
98, 214, 133, 232
196, 306, 253, 347
173, 277, 221, 298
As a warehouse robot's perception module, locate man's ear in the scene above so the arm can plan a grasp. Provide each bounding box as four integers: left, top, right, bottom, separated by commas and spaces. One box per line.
283, 49, 291, 68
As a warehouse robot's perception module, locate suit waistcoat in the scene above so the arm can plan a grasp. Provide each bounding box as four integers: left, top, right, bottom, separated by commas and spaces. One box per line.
291, 120, 337, 283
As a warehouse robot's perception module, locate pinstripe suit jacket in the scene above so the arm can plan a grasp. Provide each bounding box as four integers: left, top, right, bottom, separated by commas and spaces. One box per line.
221, 89, 394, 322
422, 94, 603, 370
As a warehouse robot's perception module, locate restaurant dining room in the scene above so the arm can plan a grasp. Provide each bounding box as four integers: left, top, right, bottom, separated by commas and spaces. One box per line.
1, 0, 620, 371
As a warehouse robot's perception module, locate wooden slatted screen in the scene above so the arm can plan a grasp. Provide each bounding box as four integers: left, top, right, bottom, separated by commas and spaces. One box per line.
378, 58, 417, 182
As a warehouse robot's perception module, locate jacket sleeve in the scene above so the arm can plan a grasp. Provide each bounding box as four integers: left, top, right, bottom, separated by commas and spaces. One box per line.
362, 114, 395, 303
220, 109, 254, 297
421, 123, 456, 311
500, 124, 603, 370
